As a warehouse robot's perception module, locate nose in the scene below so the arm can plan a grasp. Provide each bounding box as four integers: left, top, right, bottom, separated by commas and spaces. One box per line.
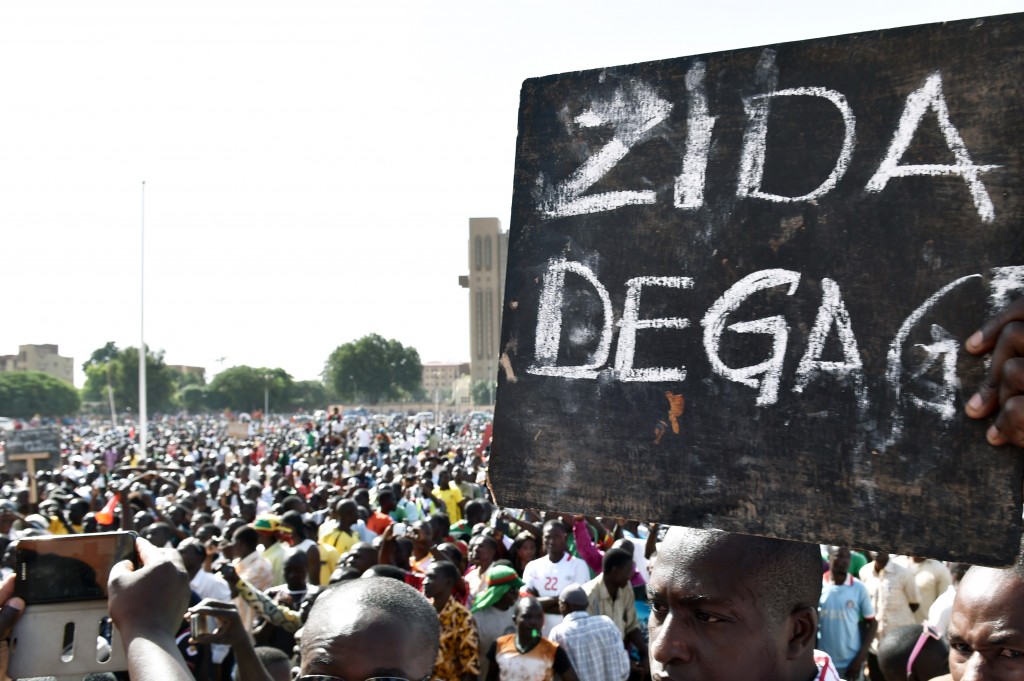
959, 652, 989, 681
649, 612, 692, 669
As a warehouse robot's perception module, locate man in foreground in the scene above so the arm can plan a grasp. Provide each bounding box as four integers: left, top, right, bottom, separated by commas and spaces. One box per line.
647, 526, 840, 681
943, 562, 1024, 680
298, 577, 441, 680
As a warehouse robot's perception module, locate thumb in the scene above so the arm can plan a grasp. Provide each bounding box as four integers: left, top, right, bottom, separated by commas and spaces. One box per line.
0, 596, 25, 641
108, 558, 136, 583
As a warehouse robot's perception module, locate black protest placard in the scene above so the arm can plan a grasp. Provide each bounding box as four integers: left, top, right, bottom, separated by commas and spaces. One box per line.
5, 426, 61, 475
491, 13, 1024, 564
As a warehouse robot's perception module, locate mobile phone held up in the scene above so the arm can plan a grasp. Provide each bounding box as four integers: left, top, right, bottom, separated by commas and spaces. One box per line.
15, 531, 139, 604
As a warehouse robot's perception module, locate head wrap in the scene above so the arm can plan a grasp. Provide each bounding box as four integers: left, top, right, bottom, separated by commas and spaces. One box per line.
471, 564, 524, 613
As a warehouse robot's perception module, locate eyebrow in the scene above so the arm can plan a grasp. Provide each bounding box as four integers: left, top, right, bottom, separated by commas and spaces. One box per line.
647, 588, 720, 606
982, 632, 1024, 647
367, 670, 415, 677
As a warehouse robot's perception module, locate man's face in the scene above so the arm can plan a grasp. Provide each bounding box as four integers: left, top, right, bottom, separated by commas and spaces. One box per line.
409, 521, 433, 550
422, 565, 449, 600
351, 546, 377, 574
515, 599, 545, 642
948, 567, 1024, 681
609, 561, 636, 590
543, 524, 567, 557
830, 548, 851, 576
284, 555, 307, 590
470, 536, 496, 565
647, 529, 788, 681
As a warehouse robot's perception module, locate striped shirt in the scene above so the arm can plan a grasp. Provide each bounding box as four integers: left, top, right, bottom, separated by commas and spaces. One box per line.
549, 611, 629, 681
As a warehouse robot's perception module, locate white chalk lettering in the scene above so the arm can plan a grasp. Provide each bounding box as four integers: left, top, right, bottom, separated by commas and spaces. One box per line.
737, 86, 856, 203
529, 258, 614, 379
907, 324, 960, 420
793, 278, 867, 408
883, 273, 981, 447
702, 269, 801, 406
539, 82, 673, 219
988, 266, 1024, 311
674, 62, 716, 210
865, 71, 1000, 223
614, 277, 694, 382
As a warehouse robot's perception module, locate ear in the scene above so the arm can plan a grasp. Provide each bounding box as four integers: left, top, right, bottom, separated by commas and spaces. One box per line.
785, 606, 818, 660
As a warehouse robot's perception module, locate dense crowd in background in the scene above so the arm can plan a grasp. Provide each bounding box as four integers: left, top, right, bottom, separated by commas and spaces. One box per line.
0, 407, 976, 681
0, 409, 656, 681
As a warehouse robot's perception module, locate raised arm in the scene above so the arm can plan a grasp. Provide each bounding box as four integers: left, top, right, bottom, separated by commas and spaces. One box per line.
108, 537, 194, 681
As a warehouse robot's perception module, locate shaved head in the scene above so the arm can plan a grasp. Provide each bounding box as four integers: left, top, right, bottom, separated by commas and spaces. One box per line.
301, 578, 439, 679
658, 527, 821, 622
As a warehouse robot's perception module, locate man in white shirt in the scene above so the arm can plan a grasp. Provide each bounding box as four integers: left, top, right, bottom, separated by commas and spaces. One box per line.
522, 520, 590, 636
177, 538, 232, 669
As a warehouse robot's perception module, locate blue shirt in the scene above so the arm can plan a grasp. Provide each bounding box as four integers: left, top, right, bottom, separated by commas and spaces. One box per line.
818, 573, 875, 671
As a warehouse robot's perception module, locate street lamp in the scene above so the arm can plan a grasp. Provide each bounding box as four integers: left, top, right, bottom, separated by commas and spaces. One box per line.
263, 372, 270, 431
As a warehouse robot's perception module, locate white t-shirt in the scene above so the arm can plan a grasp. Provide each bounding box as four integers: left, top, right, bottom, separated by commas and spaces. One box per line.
522, 552, 592, 636
928, 584, 957, 634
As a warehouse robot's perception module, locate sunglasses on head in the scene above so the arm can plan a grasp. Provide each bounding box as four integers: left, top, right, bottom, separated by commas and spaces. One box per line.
906, 620, 942, 680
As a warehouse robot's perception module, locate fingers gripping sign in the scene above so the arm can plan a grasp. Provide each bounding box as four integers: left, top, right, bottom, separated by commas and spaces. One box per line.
965, 298, 1024, 447
0, 574, 25, 681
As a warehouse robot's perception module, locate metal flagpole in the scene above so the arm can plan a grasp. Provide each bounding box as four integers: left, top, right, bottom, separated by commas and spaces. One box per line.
139, 181, 147, 459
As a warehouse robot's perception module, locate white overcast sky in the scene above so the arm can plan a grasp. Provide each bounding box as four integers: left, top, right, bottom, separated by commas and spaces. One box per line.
0, 1, 1020, 387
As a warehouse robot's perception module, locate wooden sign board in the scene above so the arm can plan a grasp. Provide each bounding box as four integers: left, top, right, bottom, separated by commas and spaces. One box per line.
227, 421, 250, 440
4, 426, 61, 475
491, 13, 1024, 565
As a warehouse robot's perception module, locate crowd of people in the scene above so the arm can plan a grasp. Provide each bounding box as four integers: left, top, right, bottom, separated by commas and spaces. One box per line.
0, 300, 1019, 681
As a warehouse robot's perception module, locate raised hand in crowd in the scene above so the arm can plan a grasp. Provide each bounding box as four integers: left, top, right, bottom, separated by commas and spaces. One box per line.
186, 599, 273, 681
107, 536, 193, 681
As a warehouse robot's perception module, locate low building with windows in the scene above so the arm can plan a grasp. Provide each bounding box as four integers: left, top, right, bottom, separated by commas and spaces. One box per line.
0, 344, 74, 386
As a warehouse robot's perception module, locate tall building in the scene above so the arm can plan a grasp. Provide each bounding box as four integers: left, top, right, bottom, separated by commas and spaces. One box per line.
0, 344, 74, 386
458, 218, 507, 403
421, 362, 470, 397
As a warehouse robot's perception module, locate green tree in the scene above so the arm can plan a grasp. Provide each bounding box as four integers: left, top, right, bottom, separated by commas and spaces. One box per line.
175, 384, 210, 414
323, 334, 422, 404
207, 366, 293, 413
81, 344, 175, 413
83, 341, 119, 372
0, 371, 80, 417
288, 380, 329, 411
168, 367, 207, 413
471, 379, 494, 406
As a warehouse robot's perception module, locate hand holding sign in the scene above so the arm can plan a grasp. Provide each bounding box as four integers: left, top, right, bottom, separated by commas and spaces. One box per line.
965, 298, 1024, 447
